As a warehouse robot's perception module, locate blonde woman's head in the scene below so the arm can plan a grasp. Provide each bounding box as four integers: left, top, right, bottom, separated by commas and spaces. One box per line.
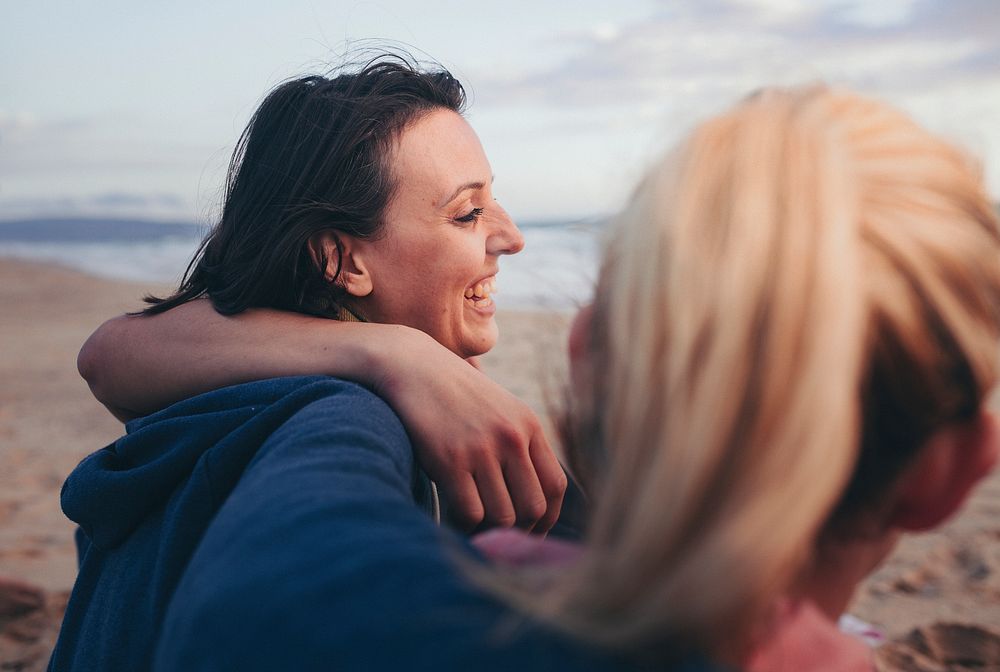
554, 85, 1000, 661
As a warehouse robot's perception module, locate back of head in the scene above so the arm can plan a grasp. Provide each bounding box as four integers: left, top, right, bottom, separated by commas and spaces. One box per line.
144, 52, 466, 317
555, 86, 1000, 660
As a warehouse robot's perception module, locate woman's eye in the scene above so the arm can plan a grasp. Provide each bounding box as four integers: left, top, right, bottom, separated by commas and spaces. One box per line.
455, 207, 484, 224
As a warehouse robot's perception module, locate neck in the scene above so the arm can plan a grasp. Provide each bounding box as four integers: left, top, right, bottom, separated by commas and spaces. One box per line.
798, 530, 900, 620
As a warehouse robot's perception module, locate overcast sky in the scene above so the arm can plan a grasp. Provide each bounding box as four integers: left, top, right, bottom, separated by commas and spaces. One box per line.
2, 0, 998, 222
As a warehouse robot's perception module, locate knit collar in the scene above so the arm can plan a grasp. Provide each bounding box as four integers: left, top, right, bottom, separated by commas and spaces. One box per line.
335, 305, 366, 323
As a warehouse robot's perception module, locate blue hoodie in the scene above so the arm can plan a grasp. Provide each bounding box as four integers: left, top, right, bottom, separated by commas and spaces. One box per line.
50, 376, 720, 672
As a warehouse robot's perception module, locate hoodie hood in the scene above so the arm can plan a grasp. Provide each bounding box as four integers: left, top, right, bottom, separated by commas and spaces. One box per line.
62, 375, 346, 551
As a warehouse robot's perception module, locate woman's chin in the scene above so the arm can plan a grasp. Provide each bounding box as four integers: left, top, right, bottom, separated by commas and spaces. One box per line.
458, 321, 499, 359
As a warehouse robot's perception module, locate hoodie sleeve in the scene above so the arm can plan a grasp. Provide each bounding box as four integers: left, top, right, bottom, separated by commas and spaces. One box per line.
152, 384, 635, 672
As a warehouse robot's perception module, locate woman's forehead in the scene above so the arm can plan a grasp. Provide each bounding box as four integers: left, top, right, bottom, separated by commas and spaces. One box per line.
391, 109, 493, 207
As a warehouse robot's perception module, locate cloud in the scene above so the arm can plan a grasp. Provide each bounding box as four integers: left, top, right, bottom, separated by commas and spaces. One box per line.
0, 110, 208, 173
828, 0, 920, 28
0, 111, 96, 141
0, 110, 41, 134
897, 0, 1000, 39
465, 0, 1000, 208
471, 0, 999, 110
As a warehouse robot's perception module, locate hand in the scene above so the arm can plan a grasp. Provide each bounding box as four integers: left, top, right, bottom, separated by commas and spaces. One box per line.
372, 330, 568, 534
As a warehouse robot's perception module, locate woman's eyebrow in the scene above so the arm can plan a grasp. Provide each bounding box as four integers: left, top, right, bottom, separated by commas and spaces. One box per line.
437, 175, 495, 208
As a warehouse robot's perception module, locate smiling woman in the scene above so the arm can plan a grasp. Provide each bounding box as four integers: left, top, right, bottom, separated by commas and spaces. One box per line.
77, 53, 567, 538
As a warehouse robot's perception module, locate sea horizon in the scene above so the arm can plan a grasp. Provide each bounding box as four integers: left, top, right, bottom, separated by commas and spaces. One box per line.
0, 214, 602, 311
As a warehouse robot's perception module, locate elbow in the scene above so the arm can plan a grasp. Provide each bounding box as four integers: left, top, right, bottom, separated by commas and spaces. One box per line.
79, 318, 138, 422
77, 332, 99, 392
77, 318, 119, 403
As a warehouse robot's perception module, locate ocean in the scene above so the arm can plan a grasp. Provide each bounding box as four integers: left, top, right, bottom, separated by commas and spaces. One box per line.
0, 217, 601, 311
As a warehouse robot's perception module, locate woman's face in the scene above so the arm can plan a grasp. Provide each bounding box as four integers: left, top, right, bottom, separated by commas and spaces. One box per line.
349, 109, 524, 358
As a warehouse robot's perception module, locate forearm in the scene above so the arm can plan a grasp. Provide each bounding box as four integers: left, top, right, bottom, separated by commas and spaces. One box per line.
78, 299, 568, 533
78, 299, 429, 418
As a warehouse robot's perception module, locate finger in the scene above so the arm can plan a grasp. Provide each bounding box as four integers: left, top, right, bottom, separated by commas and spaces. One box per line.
528, 431, 569, 535
444, 471, 486, 533
473, 464, 518, 530
501, 450, 547, 532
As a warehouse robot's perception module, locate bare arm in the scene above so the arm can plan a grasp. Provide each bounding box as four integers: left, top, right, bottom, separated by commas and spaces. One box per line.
79, 300, 396, 419
78, 300, 567, 533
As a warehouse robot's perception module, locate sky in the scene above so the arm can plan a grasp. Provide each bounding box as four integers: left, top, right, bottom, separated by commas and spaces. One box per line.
2, 0, 998, 223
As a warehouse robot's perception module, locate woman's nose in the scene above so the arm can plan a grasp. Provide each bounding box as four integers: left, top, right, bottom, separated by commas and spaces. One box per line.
487, 205, 525, 256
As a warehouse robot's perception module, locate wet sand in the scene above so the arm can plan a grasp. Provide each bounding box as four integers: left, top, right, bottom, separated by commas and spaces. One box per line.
1, 257, 997, 670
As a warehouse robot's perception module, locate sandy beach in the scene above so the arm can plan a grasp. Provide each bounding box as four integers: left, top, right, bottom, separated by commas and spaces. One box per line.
1, 257, 998, 670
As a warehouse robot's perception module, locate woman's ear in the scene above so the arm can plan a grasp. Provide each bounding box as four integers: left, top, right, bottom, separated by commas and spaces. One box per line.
889, 411, 999, 531
309, 231, 373, 298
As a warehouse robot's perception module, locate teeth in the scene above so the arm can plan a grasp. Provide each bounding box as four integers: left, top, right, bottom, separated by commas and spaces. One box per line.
465, 277, 497, 302
474, 298, 492, 307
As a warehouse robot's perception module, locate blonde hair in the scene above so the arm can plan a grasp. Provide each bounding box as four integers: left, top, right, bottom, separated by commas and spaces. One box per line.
541, 86, 1000, 660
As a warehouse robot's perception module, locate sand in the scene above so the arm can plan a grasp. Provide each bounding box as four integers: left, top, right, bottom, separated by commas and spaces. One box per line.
1, 257, 998, 670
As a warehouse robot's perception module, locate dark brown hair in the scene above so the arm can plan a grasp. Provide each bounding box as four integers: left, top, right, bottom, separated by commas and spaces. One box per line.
143, 53, 466, 317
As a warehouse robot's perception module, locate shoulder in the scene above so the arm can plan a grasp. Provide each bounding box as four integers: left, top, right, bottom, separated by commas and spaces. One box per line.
255, 376, 411, 467
126, 375, 395, 432
279, 376, 404, 434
